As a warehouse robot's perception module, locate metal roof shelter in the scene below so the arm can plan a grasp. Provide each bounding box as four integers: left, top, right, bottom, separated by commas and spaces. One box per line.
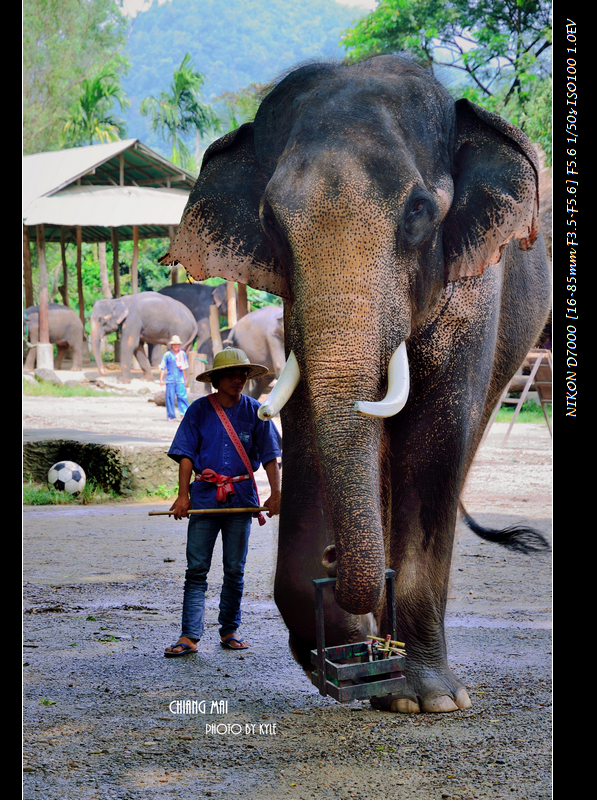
23, 140, 198, 365
22, 138, 196, 244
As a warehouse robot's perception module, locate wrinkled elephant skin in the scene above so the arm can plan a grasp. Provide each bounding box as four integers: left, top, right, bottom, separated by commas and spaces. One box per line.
24, 304, 85, 371
90, 292, 197, 382
223, 305, 285, 399
160, 56, 551, 712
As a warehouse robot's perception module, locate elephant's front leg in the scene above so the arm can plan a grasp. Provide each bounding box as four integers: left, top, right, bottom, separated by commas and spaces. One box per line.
55, 344, 67, 369
374, 403, 476, 714
133, 342, 154, 380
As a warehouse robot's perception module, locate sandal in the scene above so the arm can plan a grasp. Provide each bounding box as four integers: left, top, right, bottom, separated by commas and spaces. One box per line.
220, 635, 249, 650
164, 642, 197, 658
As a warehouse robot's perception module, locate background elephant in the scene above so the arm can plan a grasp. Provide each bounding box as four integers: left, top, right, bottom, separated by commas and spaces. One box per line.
153, 281, 234, 366
194, 304, 285, 399
24, 303, 85, 371
90, 292, 197, 383
161, 56, 551, 714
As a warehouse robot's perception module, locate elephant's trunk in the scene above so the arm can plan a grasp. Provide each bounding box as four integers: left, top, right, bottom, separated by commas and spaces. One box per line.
306, 367, 388, 615
90, 319, 106, 375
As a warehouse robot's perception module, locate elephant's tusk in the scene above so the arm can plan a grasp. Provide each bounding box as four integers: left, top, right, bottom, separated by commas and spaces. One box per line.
355, 342, 410, 418
258, 350, 300, 420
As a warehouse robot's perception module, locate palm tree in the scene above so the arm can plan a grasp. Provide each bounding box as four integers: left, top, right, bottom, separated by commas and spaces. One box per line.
140, 53, 220, 170
63, 64, 130, 146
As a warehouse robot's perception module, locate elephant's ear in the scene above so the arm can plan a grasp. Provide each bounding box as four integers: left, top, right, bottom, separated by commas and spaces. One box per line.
443, 99, 540, 282
114, 300, 129, 325
160, 123, 289, 299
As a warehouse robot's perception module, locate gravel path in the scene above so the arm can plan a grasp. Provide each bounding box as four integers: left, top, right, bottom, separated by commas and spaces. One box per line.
23, 392, 552, 800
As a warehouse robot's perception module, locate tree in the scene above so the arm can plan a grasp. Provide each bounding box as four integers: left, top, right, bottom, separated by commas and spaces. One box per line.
23, 0, 130, 154
341, 0, 552, 160
215, 83, 271, 132
140, 53, 221, 171
62, 62, 130, 146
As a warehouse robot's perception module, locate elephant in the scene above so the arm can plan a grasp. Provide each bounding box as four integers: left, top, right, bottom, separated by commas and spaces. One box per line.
154, 281, 234, 365
24, 304, 85, 371
216, 304, 285, 399
90, 292, 197, 383
160, 55, 551, 713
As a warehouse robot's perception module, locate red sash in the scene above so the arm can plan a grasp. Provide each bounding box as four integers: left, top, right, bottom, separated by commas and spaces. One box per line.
208, 394, 266, 526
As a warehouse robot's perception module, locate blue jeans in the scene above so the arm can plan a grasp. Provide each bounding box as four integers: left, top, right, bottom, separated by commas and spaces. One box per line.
166, 382, 189, 420
181, 512, 252, 641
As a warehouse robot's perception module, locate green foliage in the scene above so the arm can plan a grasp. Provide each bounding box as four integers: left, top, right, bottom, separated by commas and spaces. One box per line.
214, 83, 272, 132
341, 0, 552, 162
141, 484, 179, 501
140, 53, 221, 171
23, 0, 130, 154
62, 61, 130, 147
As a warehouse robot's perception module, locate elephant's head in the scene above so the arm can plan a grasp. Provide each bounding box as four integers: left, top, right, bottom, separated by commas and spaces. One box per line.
90, 298, 129, 375
160, 56, 539, 615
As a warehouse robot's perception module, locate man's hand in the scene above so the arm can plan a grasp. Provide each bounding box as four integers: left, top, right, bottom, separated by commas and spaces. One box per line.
264, 458, 281, 517
170, 457, 193, 519
169, 495, 190, 520
264, 491, 281, 517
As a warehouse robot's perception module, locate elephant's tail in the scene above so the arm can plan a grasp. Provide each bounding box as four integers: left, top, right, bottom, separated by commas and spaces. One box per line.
458, 502, 550, 554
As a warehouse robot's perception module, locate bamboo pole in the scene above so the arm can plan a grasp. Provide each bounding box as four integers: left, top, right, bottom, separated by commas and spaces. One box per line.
148, 507, 267, 516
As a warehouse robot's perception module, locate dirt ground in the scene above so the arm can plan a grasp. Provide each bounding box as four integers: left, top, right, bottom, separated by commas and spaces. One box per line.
23, 386, 552, 800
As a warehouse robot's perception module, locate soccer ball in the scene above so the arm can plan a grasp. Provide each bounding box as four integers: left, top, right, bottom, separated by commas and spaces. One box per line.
48, 461, 86, 494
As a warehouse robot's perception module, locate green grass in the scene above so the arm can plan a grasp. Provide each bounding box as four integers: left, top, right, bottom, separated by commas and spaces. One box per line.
494, 398, 551, 424
23, 476, 121, 506
23, 476, 178, 506
23, 378, 113, 397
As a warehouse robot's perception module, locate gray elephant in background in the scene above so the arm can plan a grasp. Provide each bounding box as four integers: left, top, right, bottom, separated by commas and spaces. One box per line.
90, 292, 197, 382
24, 303, 85, 371
153, 281, 234, 366
222, 305, 285, 399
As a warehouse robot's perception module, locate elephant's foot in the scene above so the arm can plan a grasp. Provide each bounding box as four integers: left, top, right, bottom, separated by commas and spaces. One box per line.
371, 668, 472, 714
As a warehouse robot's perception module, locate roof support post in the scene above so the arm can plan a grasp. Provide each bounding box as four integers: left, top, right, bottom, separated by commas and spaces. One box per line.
131, 225, 139, 293
23, 225, 34, 309
59, 228, 69, 306
35, 224, 53, 369
169, 225, 178, 284
227, 280, 237, 328
111, 227, 121, 298
76, 226, 85, 327
238, 282, 248, 319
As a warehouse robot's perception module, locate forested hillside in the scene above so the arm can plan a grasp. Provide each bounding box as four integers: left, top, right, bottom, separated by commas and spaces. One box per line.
123, 0, 370, 155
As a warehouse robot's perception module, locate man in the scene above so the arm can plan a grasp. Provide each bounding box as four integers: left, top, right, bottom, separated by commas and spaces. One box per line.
159, 335, 189, 421
164, 347, 281, 657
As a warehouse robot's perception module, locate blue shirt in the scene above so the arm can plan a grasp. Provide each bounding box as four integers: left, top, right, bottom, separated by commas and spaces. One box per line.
167, 394, 281, 509
160, 350, 188, 384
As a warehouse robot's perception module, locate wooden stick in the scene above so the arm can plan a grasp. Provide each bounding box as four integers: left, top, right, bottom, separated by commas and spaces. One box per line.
148, 507, 268, 516
367, 635, 406, 648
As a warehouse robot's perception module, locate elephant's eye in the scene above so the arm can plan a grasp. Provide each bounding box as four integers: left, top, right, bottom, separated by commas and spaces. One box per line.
403, 195, 435, 246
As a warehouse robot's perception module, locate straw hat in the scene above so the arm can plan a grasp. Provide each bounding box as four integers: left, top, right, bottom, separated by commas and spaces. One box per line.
195, 346, 269, 383
168, 335, 183, 346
